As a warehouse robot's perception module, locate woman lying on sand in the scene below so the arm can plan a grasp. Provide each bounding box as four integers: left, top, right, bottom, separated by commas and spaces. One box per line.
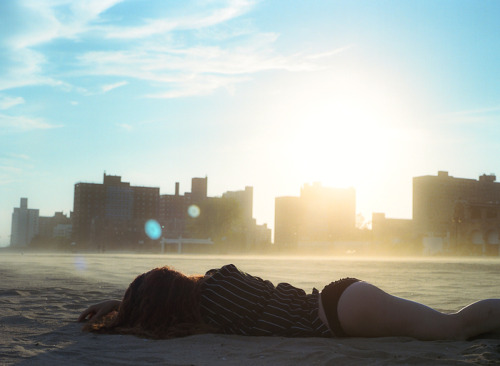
78, 264, 500, 340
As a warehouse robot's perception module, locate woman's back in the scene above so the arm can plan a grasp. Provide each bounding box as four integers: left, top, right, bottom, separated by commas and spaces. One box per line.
199, 264, 330, 337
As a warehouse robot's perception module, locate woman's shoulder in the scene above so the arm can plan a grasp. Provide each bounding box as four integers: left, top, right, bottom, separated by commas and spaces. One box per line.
204, 263, 239, 276
202, 264, 275, 296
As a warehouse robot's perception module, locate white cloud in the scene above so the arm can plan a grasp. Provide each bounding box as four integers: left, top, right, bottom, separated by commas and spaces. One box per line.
11, 0, 123, 47
0, 153, 35, 186
0, 114, 63, 132
76, 31, 324, 98
0, 0, 123, 91
80, 44, 300, 76
0, 0, 345, 99
0, 96, 25, 110
4, 153, 31, 161
116, 123, 133, 131
0, 41, 83, 92
146, 74, 250, 99
436, 105, 500, 124
450, 106, 500, 116
104, 0, 255, 39
0, 154, 31, 174
0, 165, 23, 173
102, 81, 128, 93
306, 45, 355, 60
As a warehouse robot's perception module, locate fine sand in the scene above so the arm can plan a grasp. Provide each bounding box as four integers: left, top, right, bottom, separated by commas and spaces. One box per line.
1, 252, 499, 365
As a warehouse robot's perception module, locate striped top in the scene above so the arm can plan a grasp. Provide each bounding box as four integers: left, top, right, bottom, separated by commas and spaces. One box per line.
199, 264, 332, 337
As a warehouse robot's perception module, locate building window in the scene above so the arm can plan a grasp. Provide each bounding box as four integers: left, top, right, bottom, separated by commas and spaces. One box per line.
486, 208, 497, 219
470, 207, 481, 220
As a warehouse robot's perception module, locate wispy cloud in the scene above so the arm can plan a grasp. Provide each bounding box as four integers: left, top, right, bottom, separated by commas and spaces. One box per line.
9, 0, 123, 47
0, 0, 346, 99
437, 105, 500, 124
145, 74, 250, 98
0, 95, 25, 110
78, 44, 289, 76
0, 47, 57, 91
306, 45, 356, 60
0, 165, 23, 173
0, 114, 63, 132
0, 0, 122, 91
116, 123, 133, 131
447, 106, 500, 116
104, 0, 255, 39
102, 81, 128, 93
77, 33, 325, 98
0, 153, 33, 185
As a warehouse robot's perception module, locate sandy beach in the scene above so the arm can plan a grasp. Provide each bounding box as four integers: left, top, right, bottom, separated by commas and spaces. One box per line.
1, 252, 499, 365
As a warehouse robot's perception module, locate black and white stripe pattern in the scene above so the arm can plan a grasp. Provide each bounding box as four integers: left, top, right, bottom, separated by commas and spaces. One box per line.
199, 264, 332, 337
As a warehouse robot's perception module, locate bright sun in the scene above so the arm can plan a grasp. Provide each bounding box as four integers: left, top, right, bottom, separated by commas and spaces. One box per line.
256, 67, 418, 206
286, 92, 396, 189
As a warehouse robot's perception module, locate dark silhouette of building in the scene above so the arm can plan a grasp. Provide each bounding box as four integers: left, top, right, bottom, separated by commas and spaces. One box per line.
72, 174, 159, 248
274, 196, 301, 248
159, 181, 271, 251
371, 213, 415, 254
158, 178, 210, 239
274, 183, 356, 250
223, 186, 253, 222
188, 177, 208, 204
159, 182, 188, 238
413, 171, 500, 254
28, 211, 73, 249
222, 186, 271, 250
38, 212, 72, 238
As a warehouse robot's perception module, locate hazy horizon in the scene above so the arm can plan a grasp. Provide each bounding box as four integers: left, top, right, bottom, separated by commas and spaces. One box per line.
1, 1, 500, 246
3, 251, 500, 308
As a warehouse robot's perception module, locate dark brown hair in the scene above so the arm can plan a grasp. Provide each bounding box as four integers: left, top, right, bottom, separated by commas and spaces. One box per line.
85, 266, 215, 338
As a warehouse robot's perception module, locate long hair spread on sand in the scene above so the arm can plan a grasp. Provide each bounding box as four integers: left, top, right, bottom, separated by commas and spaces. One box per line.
83, 267, 214, 338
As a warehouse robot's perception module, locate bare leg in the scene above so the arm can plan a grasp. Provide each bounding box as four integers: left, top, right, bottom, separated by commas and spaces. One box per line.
337, 281, 500, 340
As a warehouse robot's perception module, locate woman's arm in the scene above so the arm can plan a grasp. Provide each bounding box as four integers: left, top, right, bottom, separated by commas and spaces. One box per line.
78, 300, 121, 323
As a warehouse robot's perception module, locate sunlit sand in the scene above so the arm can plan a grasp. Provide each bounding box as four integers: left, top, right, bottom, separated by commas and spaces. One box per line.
1, 252, 499, 365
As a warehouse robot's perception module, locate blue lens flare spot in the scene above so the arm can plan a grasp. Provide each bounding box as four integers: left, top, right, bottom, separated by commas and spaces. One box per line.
74, 256, 87, 271
188, 205, 200, 218
145, 219, 162, 240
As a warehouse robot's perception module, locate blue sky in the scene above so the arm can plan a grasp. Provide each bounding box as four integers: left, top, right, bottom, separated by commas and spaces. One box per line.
1, 0, 500, 246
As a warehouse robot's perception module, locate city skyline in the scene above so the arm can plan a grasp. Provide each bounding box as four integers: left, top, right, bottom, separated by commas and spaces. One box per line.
7, 173, 341, 245
1, 1, 500, 246
6, 169, 499, 249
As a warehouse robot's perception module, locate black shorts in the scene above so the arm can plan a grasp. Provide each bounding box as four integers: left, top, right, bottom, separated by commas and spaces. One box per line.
321, 277, 360, 337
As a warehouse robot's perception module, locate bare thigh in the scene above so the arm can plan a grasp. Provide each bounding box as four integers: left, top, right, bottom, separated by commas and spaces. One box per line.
336, 281, 460, 340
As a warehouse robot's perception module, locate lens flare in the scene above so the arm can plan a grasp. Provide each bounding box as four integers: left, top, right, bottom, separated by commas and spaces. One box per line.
145, 219, 162, 240
73, 256, 87, 272
188, 205, 200, 218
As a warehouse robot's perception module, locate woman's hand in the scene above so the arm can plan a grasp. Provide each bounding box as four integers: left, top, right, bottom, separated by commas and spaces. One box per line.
78, 300, 121, 323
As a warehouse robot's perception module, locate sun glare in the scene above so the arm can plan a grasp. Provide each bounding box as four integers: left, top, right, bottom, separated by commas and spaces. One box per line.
286, 92, 395, 189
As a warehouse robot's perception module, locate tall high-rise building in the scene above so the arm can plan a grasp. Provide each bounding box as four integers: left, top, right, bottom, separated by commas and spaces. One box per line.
222, 186, 270, 249
190, 177, 207, 204
222, 186, 253, 223
10, 198, 39, 247
274, 183, 356, 248
159, 182, 187, 238
274, 196, 301, 247
413, 171, 500, 254
300, 183, 356, 241
159, 178, 213, 240
73, 174, 159, 247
